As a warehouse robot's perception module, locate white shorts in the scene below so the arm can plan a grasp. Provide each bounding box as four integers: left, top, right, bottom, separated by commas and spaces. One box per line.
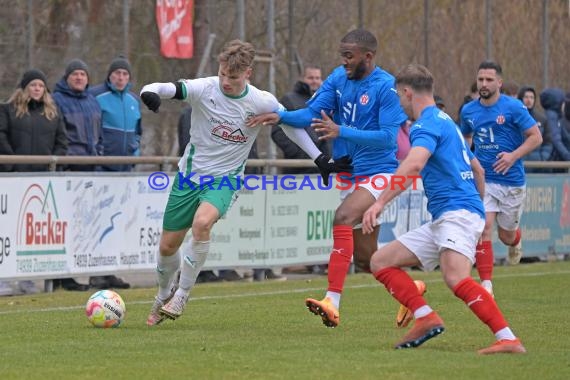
340, 173, 393, 229
398, 209, 485, 271
484, 182, 526, 231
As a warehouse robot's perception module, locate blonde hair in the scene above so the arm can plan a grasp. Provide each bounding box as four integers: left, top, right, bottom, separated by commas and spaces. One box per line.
8, 87, 58, 120
217, 39, 255, 75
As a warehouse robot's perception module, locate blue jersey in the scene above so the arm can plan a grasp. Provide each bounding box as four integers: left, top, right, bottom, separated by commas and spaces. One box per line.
460, 95, 536, 186
411, 106, 485, 220
306, 66, 407, 177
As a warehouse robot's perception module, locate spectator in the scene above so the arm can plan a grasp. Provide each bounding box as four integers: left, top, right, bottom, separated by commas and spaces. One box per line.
271, 65, 330, 174
518, 86, 552, 172
540, 88, 569, 165
91, 56, 141, 171
87, 56, 142, 290
53, 59, 103, 171
0, 69, 67, 295
52, 58, 102, 291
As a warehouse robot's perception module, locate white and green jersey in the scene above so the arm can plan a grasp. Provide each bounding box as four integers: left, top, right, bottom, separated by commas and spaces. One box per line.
177, 77, 279, 180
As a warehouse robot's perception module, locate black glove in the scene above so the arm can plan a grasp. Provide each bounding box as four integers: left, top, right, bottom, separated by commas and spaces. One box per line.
141, 92, 161, 113
314, 154, 353, 186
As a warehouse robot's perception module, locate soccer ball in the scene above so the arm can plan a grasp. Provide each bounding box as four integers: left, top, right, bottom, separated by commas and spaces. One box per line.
85, 290, 126, 328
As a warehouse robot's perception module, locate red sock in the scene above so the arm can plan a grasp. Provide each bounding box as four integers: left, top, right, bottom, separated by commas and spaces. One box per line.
475, 240, 494, 281
326, 225, 354, 293
453, 277, 508, 333
511, 228, 522, 246
373, 267, 427, 312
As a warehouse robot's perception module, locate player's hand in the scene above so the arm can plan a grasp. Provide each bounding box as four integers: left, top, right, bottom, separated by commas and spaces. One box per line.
362, 202, 384, 234
141, 92, 161, 113
493, 151, 516, 175
314, 154, 353, 186
246, 112, 280, 127
312, 110, 340, 140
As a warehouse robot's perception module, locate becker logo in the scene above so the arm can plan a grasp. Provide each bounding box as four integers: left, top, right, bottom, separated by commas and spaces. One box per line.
17, 182, 67, 251
211, 125, 248, 143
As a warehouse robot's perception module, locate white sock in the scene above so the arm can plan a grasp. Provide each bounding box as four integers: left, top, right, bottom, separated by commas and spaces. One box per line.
156, 251, 181, 300
178, 239, 210, 292
495, 327, 516, 341
279, 124, 321, 160
325, 291, 341, 309
414, 305, 433, 319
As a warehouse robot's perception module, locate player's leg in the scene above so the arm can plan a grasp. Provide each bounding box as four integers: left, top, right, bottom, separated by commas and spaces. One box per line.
161, 180, 238, 320
371, 223, 444, 349
305, 187, 374, 327
352, 226, 378, 273
147, 176, 198, 326
476, 184, 500, 295
438, 209, 525, 354
496, 185, 526, 265
161, 202, 219, 320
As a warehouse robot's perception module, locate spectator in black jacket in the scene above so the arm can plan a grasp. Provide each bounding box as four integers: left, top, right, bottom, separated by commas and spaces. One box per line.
271, 65, 330, 174
519, 86, 552, 172
540, 88, 568, 165
0, 69, 67, 172
0, 69, 68, 294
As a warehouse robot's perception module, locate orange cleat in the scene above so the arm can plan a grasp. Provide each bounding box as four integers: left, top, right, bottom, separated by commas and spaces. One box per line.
394, 311, 445, 349
395, 280, 427, 329
478, 338, 526, 355
305, 297, 339, 328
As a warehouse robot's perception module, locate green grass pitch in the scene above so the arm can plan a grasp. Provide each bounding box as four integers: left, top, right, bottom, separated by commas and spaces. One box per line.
1, 261, 569, 379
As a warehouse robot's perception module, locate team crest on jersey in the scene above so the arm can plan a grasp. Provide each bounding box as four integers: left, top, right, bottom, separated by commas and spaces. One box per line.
360, 94, 369, 105
496, 115, 506, 125
211, 125, 248, 143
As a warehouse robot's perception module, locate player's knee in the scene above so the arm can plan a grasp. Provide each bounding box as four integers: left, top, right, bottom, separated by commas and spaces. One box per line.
497, 229, 516, 245
333, 208, 358, 226
369, 252, 387, 273
191, 216, 214, 237
159, 240, 179, 256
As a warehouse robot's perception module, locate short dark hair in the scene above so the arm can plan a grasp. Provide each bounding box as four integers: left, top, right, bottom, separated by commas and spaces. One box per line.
303, 64, 321, 74
395, 64, 434, 92
341, 29, 377, 53
478, 60, 502, 76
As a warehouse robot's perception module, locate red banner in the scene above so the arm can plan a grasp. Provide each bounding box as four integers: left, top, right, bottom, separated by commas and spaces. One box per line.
156, 0, 194, 59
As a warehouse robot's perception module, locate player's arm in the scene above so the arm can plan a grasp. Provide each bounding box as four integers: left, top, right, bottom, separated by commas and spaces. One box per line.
459, 109, 474, 149
362, 146, 430, 234
139, 82, 186, 112
493, 106, 543, 174
470, 156, 485, 200
511, 124, 543, 160
334, 84, 404, 148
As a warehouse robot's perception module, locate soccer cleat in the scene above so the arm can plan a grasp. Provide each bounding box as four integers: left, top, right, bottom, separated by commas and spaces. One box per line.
147, 297, 168, 326
160, 292, 189, 320
147, 271, 180, 326
305, 297, 340, 328
394, 311, 445, 349
396, 280, 427, 329
507, 240, 523, 265
478, 338, 527, 355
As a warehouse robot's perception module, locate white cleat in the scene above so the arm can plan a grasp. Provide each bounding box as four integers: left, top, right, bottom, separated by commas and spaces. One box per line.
160, 292, 189, 320
508, 241, 523, 265
147, 271, 180, 326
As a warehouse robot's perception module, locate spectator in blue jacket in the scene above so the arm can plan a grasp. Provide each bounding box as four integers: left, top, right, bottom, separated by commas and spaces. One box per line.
53, 59, 103, 172
540, 88, 568, 165
90, 56, 142, 172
